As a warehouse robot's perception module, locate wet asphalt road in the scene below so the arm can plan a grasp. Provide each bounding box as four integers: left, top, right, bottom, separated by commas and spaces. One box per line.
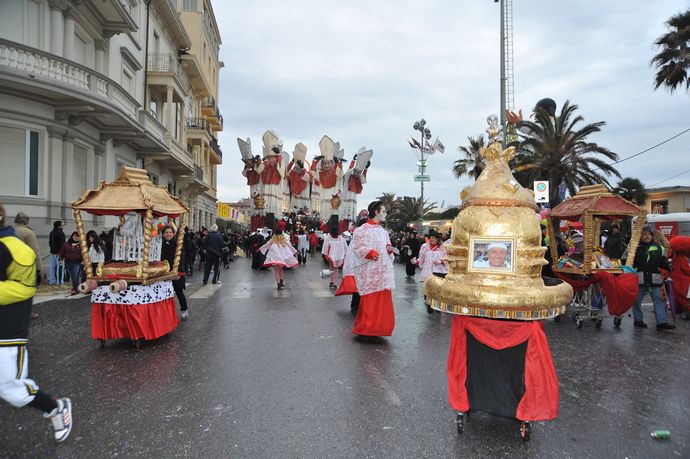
1, 255, 689, 458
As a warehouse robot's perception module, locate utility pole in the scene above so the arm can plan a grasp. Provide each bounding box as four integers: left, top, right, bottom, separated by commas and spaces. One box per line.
413, 118, 432, 217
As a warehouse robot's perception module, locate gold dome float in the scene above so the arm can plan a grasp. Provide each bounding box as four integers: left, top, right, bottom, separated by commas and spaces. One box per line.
425, 116, 573, 319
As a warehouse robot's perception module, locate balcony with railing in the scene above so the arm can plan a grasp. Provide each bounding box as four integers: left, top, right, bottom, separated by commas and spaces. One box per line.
194, 165, 204, 182
147, 53, 190, 97
200, 97, 223, 132
185, 117, 212, 140
209, 138, 223, 164
0, 38, 140, 131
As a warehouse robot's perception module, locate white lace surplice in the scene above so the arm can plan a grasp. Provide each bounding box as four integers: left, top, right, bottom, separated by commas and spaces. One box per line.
351, 223, 395, 296
323, 236, 348, 268
418, 243, 448, 282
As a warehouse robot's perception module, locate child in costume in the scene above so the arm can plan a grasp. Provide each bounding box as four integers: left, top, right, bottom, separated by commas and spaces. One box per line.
260, 228, 299, 290
322, 227, 348, 290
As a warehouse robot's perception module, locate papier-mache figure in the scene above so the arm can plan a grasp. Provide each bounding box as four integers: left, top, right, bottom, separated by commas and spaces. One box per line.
256, 130, 288, 216
286, 142, 312, 211
314, 135, 343, 219
238, 137, 262, 214
340, 146, 372, 223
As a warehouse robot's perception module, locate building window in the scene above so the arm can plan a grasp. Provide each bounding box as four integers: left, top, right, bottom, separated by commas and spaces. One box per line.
651, 200, 668, 214
122, 66, 135, 94
28, 131, 39, 196
151, 174, 159, 185
0, 125, 43, 197
183, 0, 197, 11
72, 145, 87, 201
150, 96, 158, 118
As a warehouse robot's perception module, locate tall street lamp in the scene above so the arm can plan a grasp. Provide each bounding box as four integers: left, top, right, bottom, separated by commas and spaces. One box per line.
413, 118, 432, 217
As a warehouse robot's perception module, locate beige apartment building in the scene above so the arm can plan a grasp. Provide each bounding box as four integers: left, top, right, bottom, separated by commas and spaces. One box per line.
0, 0, 224, 262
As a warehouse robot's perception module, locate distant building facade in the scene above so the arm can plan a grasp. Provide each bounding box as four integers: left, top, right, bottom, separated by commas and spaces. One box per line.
0, 0, 224, 261
645, 186, 690, 214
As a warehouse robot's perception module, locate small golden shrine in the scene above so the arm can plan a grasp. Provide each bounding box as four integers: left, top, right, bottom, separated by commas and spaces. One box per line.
424, 116, 573, 319
71, 166, 188, 285
547, 184, 646, 276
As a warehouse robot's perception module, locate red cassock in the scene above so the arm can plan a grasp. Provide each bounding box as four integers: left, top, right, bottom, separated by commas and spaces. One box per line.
287, 168, 308, 195
319, 167, 337, 189
245, 168, 260, 186
261, 161, 281, 185
352, 290, 395, 336
447, 316, 559, 421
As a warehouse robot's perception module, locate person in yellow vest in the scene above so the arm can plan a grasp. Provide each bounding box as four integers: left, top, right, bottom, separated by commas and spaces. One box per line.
0, 203, 73, 443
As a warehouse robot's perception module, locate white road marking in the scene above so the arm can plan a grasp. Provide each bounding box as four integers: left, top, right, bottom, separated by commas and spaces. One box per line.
189, 283, 222, 299
34, 294, 87, 305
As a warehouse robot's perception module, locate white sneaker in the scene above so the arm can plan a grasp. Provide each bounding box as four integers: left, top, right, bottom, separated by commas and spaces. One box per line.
44, 398, 72, 443
181, 310, 188, 321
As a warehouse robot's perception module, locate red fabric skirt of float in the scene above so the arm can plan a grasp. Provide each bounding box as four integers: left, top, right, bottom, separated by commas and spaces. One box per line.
91, 298, 179, 341
447, 316, 558, 421
352, 289, 395, 336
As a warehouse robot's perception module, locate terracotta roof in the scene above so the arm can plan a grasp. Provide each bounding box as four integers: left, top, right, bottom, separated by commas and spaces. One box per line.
549, 184, 642, 218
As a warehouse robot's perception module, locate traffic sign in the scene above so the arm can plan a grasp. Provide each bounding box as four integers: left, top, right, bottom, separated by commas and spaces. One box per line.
533, 180, 549, 203
414, 174, 431, 182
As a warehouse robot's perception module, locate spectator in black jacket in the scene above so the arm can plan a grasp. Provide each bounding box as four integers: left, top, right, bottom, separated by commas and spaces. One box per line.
632, 226, 674, 331
604, 224, 627, 260
203, 224, 224, 285
48, 221, 65, 286
182, 227, 196, 276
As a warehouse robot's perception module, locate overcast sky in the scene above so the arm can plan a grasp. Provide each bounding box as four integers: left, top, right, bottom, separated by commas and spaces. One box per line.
212, 0, 688, 210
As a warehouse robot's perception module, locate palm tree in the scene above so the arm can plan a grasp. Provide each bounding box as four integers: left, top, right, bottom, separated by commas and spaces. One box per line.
651, 9, 690, 94
613, 177, 648, 205
453, 135, 486, 180
390, 196, 437, 229
514, 100, 621, 207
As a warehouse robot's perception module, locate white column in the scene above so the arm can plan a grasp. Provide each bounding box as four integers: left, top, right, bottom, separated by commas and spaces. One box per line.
46, 127, 65, 220
61, 135, 74, 205
49, 4, 64, 56
179, 100, 185, 143
63, 8, 76, 61
165, 86, 174, 134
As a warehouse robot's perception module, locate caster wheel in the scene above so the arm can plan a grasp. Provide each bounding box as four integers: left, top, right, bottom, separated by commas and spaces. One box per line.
595, 318, 603, 329
553, 315, 561, 323
613, 317, 622, 328
681, 311, 689, 320
456, 412, 466, 434
520, 421, 531, 441
571, 312, 578, 322
98, 339, 106, 348
576, 318, 583, 329
133, 339, 142, 349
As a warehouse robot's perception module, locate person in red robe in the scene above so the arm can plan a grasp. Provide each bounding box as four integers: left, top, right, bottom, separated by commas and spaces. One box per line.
350, 201, 396, 337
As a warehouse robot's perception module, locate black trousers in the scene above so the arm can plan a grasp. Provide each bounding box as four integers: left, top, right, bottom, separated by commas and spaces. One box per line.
203, 255, 221, 283
405, 260, 416, 276
173, 278, 187, 311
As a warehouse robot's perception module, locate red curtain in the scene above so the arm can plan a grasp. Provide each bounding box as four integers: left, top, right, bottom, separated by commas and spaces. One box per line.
555, 271, 639, 316
447, 316, 559, 421
593, 271, 638, 316
91, 298, 179, 341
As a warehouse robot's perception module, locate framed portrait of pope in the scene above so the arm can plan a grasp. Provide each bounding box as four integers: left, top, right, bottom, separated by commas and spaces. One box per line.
468, 236, 516, 274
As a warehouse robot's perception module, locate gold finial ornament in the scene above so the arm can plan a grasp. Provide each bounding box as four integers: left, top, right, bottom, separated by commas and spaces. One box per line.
424, 115, 573, 320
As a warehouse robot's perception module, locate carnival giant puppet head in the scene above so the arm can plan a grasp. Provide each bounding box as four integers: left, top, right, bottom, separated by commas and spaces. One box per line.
319, 135, 336, 170
262, 130, 282, 159
292, 143, 308, 168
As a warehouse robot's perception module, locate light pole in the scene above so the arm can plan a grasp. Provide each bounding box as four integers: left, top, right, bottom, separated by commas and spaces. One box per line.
413, 118, 432, 217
